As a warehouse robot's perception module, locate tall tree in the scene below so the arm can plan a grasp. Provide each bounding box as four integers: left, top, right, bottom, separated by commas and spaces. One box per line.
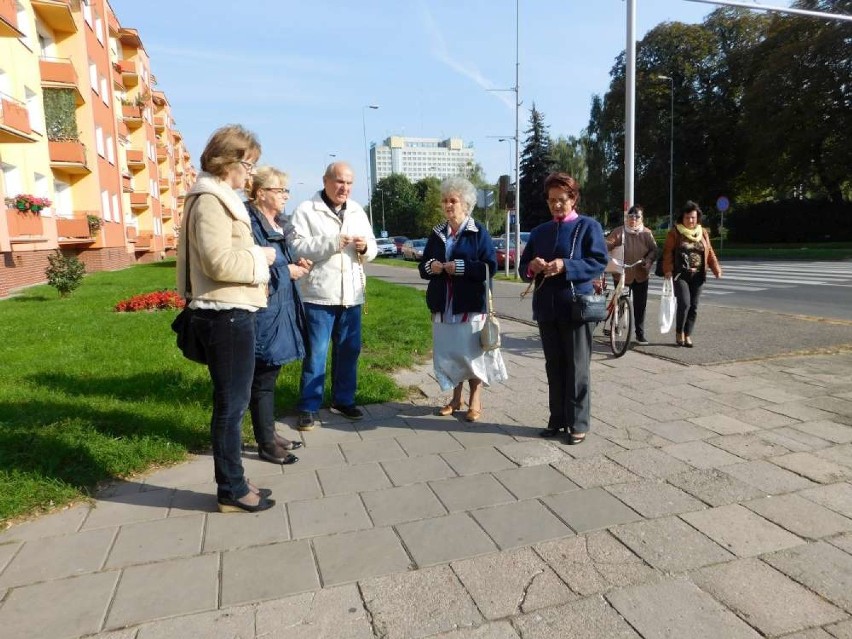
414, 176, 443, 236
550, 135, 589, 187
519, 104, 554, 229
371, 174, 419, 236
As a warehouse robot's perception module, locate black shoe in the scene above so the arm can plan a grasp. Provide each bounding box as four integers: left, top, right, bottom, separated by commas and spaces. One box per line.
274, 432, 303, 451
258, 442, 299, 465
330, 404, 364, 420
217, 495, 276, 513
298, 411, 319, 431
635, 335, 649, 345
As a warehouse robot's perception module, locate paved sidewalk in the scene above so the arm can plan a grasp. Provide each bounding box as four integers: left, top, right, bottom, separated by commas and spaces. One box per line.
1, 319, 852, 638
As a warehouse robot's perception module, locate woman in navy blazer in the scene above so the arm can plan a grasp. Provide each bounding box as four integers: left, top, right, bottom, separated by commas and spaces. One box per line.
419, 177, 507, 422
519, 173, 607, 444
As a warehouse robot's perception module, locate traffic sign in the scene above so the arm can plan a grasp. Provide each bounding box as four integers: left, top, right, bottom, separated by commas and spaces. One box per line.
509, 214, 516, 225
716, 196, 730, 212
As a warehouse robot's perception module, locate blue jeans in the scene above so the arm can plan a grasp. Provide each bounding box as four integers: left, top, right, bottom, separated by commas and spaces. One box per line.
192, 308, 255, 500
298, 303, 362, 412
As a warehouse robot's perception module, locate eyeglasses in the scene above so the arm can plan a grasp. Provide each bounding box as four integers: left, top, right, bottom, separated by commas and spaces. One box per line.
262, 187, 289, 195
239, 160, 256, 172
547, 198, 572, 207
627, 213, 642, 219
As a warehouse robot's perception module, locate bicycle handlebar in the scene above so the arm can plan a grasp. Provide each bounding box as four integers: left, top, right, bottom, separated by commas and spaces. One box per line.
609, 259, 645, 269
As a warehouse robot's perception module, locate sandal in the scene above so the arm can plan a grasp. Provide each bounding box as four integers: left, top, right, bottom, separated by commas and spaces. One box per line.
436, 401, 465, 416
568, 432, 587, 445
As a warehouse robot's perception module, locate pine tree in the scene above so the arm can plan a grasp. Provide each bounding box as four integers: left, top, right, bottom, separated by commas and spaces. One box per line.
519, 104, 554, 229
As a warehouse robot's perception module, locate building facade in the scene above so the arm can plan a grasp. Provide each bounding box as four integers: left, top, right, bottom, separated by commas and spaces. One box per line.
370, 135, 475, 189
0, 0, 194, 298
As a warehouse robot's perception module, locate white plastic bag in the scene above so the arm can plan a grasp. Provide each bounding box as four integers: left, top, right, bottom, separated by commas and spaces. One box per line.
659, 278, 675, 334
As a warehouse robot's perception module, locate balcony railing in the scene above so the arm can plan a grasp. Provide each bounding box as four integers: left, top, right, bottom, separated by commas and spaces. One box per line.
56, 214, 92, 239
114, 59, 138, 86
48, 139, 90, 173
130, 193, 149, 210
0, 93, 35, 143
6, 207, 45, 237
121, 104, 143, 128
0, 0, 22, 37
126, 149, 144, 168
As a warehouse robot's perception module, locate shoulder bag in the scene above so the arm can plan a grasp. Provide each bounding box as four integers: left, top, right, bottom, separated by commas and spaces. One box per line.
480, 262, 501, 351
568, 223, 608, 323
171, 199, 208, 364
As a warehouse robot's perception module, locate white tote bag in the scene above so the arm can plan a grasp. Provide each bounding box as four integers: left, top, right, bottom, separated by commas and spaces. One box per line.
659, 278, 676, 334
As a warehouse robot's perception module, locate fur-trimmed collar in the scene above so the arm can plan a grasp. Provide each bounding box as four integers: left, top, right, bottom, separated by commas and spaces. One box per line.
187, 172, 251, 225
432, 216, 478, 243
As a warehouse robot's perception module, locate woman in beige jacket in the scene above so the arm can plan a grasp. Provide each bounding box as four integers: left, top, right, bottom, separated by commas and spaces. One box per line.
177, 125, 276, 513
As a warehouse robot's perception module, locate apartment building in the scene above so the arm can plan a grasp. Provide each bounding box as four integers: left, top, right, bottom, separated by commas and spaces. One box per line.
0, 0, 194, 298
370, 135, 475, 190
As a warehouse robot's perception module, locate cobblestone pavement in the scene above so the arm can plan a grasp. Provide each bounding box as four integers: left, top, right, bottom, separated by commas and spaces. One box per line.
1, 319, 852, 638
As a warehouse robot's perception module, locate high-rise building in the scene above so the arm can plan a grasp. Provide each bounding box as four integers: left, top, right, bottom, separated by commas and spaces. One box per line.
0, 0, 194, 298
370, 136, 475, 189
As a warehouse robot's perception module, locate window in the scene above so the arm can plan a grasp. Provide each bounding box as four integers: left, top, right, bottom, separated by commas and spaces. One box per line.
106, 136, 115, 164
101, 190, 110, 222
25, 86, 43, 134
15, 1, 32, 48
82, 1, 92, 27
1, 162, 22, 200
94, 14, 104, 44
111, 193, 120, 223
95, 126, 104, 156
53, 180, 71, 217
89, 61, 98, 94
99, 75, 109, 104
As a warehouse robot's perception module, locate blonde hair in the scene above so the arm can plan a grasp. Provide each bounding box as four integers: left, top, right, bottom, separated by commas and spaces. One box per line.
249, 166, 289, 200
199, 124, 261, 178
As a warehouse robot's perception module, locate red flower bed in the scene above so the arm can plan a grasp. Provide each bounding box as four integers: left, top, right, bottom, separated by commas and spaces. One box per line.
114, 290, 185, 312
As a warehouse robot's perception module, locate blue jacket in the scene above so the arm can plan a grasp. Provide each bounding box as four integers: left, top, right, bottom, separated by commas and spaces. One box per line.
519, 216, 608, 322
418, 218, 497, 315
247, 204, 306, 366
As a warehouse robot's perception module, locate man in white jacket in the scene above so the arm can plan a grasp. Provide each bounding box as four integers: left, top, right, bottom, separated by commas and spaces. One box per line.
290, 163, 378, 430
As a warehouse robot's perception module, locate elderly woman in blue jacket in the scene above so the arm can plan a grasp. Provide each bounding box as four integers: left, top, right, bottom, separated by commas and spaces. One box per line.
419, 177, 508, 422
519, 173, 607, 445
246, 166, 311, 464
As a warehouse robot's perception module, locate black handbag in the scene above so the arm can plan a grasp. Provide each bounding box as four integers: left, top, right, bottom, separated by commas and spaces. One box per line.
568, 224, 608, 323
171, 199, 208, 364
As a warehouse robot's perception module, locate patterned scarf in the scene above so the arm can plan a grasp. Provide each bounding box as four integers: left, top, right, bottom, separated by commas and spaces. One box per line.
676, 223, 703, 243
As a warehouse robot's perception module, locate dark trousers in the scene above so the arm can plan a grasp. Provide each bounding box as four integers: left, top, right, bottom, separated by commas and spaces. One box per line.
538, 319, 593, 434
674, 273, 704, 336
628, 279, 649, 339
250, 361, 282, 446
193, 308, 256, 501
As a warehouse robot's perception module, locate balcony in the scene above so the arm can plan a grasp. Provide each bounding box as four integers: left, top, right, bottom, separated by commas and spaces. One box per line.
0, 93, 36, 143
121, 104, 142, 128
117, 119, 128, 138
49, 140, 90, 174
122, 175, 133, 193
0, 0, 23, 37
119, 27, 142, 49
114, 59, 138, 87
130, 192, 149, 210
135, 231, 153, 250
31, 0, 76, 33
56, 213, 97, 245
39, 57, 85, 105
126, 226, 138, 242
164, 233, 176, 249
159, 177, 170, 190
6, 207, 46, 238
162, 208, 174, 220
153, 115, 165, 131
126, 149, 144, 169
156, 147, 168, 162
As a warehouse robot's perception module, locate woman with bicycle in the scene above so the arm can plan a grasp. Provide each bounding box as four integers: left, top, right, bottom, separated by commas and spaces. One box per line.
661, 201, 722, 347
519, 173, 608, 444
605, 205, 657, 345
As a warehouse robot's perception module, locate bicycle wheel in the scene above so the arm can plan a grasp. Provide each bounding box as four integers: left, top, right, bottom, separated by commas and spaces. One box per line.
609, 295, 633, 358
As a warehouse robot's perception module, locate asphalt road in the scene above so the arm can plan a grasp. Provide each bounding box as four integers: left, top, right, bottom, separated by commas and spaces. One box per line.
366, 259, 852, 366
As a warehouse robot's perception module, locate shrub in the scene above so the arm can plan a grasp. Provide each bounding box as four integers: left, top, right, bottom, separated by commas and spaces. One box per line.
45, 250, 86, 298
114, 290, 185, 312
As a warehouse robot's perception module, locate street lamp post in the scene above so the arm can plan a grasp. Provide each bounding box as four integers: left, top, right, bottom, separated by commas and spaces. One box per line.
362, 104, 380, 229
657, 74, 674, 229
376, 187, 386, 235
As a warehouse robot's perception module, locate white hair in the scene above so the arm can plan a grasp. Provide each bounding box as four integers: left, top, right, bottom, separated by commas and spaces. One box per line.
440, 177, 477, 214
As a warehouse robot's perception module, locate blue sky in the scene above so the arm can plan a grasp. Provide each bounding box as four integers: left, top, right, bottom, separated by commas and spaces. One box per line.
110, 0, 776, 205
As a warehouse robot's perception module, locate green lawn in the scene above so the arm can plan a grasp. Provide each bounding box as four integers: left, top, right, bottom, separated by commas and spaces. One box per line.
0, 261, 431, 522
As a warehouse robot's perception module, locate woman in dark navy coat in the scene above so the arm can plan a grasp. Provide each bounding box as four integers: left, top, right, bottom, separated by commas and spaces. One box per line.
519, 173, 607, 444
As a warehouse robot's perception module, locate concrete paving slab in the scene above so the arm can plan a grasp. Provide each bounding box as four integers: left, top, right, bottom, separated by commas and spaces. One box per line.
167, 483, 217, 515
258, 470, 323, 503
106, 554, 218, 629
395, 431, 464, 456
635, 419, 717, 444
316, 462, 392, 496
734, 407, 800, 429
763, 541, 852, 612
496, 441, 566, 467
493, 465, 578, 499
471, 499, 573, 550
542, 487, 642, 533
288, 493, 372, 539
777, 629, 838, 639
745, 493, 852, 540
770, 403, 840, 423
807, 396, 852, 418
274, 444, 347, 472
361, 483, 447, 526
428, 621, 520, 638
106, 513, 204, 568
707, 433, 793, 460
605, 447, 694, 480
395, 513, 497, 567
313, 527, 412, 586
360, 565, 483, 639
140, 457, 213, 490
81, 489, 173, 530
826, 619, 852, 639
381, 454, 458, 485
0, 505, 89, 543
451, 547, 575, 620
254, 584, 374, 639
551, 455, 641, 488
692, 557, 847, 636
604, 480, 706, 518
611, 516, 734, 572
666, 467, 767, 506
792, 421, 852, 444
556, 433, 628, 459
441, 446, 517, 476
0, 570, 119, 639
340, 438, 408, 465
815, 444, 852, 469
449, 426, 516, 450
0, 526, 115, 589
203, 504, 289, 552
761, 426, 834, 452
689, 413, 761, 435
534, 531, 658, 596
708, 392, 768, 411
723, 459, 818, 494
682, 504, 804, 557
607, 577, 761, 639
828, 531, 852, 555
220, 539, 318, 607
514, 594, 642, 639
134, 605, 255, 639
0, 540, 21, 575
662, 441, 744, 469
800, 483, 852, 518
430, 474, 517, 513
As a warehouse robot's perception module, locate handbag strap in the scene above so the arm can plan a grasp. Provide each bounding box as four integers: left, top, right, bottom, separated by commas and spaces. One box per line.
181, 197, 198, 301
484, 261, 495, 316
568, 223, 581, 298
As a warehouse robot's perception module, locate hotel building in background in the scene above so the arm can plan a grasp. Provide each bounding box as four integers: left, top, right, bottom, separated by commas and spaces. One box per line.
369, 136, 475, 190
0, 0, 194, 298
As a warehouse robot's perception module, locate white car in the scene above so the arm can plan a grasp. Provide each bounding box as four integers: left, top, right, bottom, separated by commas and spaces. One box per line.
375, 238, 397, 257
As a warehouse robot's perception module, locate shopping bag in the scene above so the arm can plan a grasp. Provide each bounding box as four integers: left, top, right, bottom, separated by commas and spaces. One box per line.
658, 278, 675, 334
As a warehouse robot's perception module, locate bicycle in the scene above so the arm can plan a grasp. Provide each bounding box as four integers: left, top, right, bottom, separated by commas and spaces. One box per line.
596, 259, 644, 358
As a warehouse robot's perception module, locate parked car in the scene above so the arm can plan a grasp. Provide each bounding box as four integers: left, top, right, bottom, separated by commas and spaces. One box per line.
375, 238, 396, 257
392, 236, 409, 256
494, 238, 516, 269
402, 238, 427, 261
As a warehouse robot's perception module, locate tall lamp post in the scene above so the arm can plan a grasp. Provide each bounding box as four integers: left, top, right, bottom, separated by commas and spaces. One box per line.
375, 187, 386, 236
657, 74, 674, 229
362, 104, 380, 229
